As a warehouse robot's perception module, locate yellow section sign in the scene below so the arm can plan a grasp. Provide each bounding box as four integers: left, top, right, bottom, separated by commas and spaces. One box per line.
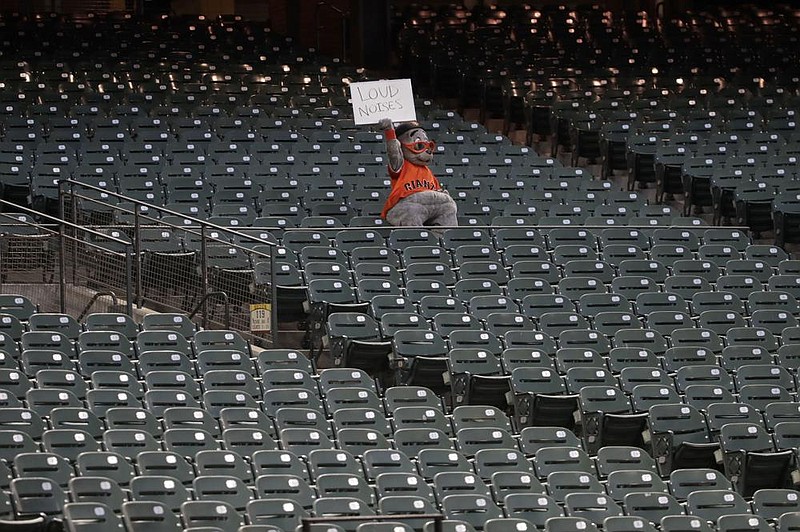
249, 303, 271, 333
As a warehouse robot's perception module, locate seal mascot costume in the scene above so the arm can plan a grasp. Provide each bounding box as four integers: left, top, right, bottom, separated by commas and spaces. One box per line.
378, 117, 458, 233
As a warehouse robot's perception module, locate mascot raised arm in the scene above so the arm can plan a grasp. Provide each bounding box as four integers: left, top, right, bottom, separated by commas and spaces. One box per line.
379, 118, 458, 233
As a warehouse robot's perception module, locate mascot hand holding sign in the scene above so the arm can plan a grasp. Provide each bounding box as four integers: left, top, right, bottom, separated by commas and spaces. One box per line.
379, 118, 458, 233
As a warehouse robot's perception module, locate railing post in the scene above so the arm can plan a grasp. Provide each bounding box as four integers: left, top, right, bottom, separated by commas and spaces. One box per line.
57, 217, 66, 314
68, 181, 78, 286
133, 207, 142, 308
434, 515, 443, 532
125, 243, 134, 317
269, 245, 278, 348
200, 225, 209, 329
57, 180, 65, 223
223, 293, 231, 329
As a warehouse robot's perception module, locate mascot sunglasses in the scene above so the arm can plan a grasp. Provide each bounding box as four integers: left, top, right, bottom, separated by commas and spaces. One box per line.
402, 140, 436, 153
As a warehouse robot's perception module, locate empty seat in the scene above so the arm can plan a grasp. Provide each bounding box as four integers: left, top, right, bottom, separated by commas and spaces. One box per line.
253, 474, 317, 511
379, 496, 439, 531
374, 471, 435, 502
192, 474, 253, 511
752, 489, 800, 521
28, 313, 80, 339
735, 364, 796, 392
717, 422, 796, 496
674, 365, 734, 394
0, 295, 37, 321
739, 384, 794, 412
279, 428, 334, 458
394, 426, 455, 458
564, 493, 624, 526
13, 452, 74, 487
326, 313, 392, 375
623, 492, 685, 524
603, 516, 658, 532
63, 501, 125, 532
717, 514, 772, 532
316, 472, 376, 507
43, 429, 101, 462
504, 493, 563, 528
532, 446, 593, 480
84, 313, 139, 338
706, 402, 764, 436
180, 500, 243, 532
646, 404, 719, 476
415, 448, 471, 481
246, 498, 308, 531
391, 330, 449, 395
195, 451, 252, 482
669, 467, 733, 501
10, 477, 67, 517
130, 475, 192, 513
660, 515, 714, 532
141, 313, 197, 338
447, 349, 509, 409
489, 456, 545, 495
577, 385, 648, 454
510, 367, 577, 430
121, 500, 183, 532
440, 494, 503, 531
686, 490, 751, 524
312, 496, 375, 531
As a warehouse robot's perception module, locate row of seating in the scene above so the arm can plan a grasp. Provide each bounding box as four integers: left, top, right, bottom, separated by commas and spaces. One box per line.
318, 272, 800, 308
7, 464, 800, 522
320, 275, 800, 313
215, 224, 750, 269
0, 106, 797, 140
54, 492, 800, 532
0, 321, 246, 354
276, 237, 785, 274
0, 309, 195, 339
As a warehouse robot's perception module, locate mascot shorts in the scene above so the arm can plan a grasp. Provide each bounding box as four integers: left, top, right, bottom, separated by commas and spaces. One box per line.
385, 190, 458, 231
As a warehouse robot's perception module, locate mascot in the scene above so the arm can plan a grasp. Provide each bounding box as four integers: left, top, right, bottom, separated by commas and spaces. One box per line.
379, 118, 458, 233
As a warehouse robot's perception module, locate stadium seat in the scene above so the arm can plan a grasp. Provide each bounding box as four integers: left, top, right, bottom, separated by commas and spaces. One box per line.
646, 404, 720, 475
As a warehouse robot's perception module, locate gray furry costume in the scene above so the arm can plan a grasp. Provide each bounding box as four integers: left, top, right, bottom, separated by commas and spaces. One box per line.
379, 118, 458, 232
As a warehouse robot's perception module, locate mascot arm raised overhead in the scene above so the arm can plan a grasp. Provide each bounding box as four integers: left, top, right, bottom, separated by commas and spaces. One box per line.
378, 118, 458, 234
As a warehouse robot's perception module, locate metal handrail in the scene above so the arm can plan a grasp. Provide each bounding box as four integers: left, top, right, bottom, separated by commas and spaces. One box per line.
189, 290, 231, 330
0, 198, 135, 315
0, 199, 130, 246
58, 179, 279, 251
78, 291, 119, 321
59, 179, 279, 343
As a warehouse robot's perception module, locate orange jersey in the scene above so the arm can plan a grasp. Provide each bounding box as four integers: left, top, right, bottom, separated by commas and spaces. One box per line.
381, 162, 442, 219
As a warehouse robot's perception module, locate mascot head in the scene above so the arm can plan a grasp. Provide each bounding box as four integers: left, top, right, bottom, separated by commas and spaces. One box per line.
395, 121, 435, 166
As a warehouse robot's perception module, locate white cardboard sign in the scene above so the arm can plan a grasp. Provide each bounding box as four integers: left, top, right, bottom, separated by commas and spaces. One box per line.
349, 78, 417, 125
